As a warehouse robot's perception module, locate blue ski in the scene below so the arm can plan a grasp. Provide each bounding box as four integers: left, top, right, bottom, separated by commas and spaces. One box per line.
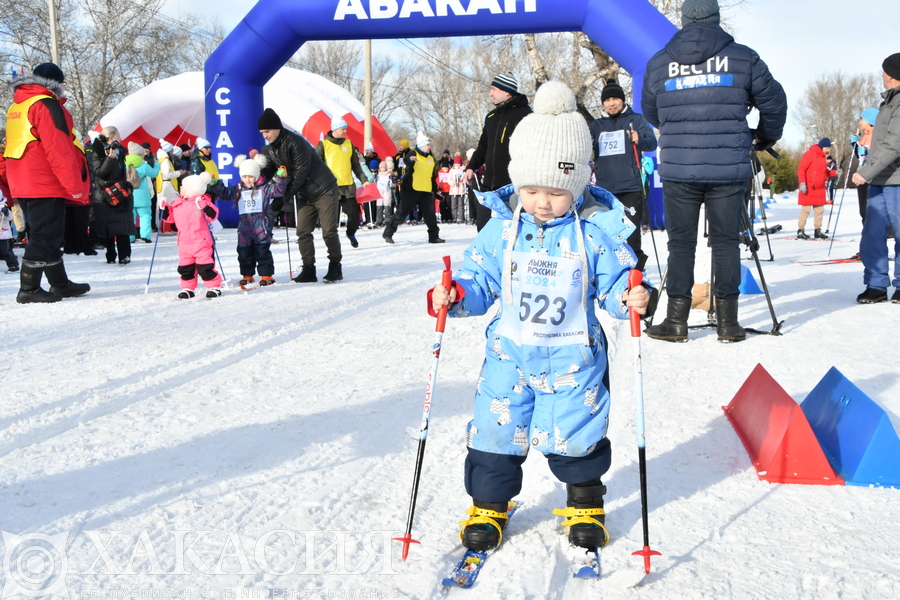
573, 548, 601, 578
441, 501, 521, 589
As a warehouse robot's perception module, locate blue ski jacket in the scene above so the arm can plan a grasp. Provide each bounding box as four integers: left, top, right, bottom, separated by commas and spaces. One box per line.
447, 185, 638, 457
641, 22, 787, 184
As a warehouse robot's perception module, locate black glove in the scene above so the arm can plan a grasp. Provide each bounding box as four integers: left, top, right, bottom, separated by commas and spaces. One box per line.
202, 206, 216, 219
271, 197, 285, 213
752, 139, 775, 152
160, 206, 169, 220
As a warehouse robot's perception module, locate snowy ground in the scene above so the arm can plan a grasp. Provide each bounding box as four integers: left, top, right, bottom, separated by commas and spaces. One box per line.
1, 192, 899, 600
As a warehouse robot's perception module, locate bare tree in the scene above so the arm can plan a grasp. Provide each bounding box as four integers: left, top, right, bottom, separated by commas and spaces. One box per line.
292, 40, 419, 129
0, 0, 208, 134
795, 71, 882, 173
519, 0, 751, 122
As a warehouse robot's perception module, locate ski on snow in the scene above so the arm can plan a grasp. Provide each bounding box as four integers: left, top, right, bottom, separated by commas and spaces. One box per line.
441, 502, 607, 588
572, 548, 602, 578
441, 501, 521, 589
792, 257, 861, 265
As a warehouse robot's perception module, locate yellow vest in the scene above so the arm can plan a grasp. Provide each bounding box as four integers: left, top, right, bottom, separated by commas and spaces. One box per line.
412, 151, 435, 193
323, 138, 355, 186
156, 156, 179, 194
196, 155, 219, 180
4, 94, 82, 159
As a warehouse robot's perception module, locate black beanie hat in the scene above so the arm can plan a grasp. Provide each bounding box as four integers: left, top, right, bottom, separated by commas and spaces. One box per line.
180, 144, 191, 153
257, 107, 283, 130
33, 62, 65, 84
601, 79, 625, 102
883, 53, 900, 81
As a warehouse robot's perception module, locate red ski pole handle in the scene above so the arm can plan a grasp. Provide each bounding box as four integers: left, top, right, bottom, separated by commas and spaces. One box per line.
628, 269, 643, 338
435, 256, 452, 333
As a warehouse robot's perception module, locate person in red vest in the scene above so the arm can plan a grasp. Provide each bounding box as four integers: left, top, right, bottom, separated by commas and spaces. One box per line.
3, 62, 90, 303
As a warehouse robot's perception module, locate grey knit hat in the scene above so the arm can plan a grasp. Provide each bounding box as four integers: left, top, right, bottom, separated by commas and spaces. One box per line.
507, 81, 591, 200
681, 0, 720, 26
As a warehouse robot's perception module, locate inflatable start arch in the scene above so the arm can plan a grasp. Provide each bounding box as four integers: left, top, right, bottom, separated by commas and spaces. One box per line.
205, 0, 675, 225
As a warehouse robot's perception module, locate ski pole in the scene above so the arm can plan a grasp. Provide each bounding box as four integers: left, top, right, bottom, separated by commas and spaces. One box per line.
824, 158, 842, 232
628, 269, 661, 574
394, 255, 453, 562
827, 144, 857, 258
284, 205, 293, 280
144, 215, 163, 294
628, 124, 662, 281
204, 214, 227, 284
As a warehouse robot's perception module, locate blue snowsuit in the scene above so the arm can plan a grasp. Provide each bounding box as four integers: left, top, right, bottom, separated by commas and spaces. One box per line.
448, 184, 637, 502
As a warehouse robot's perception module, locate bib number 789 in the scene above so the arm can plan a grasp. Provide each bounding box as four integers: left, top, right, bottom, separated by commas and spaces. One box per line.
519, 292, 567, 326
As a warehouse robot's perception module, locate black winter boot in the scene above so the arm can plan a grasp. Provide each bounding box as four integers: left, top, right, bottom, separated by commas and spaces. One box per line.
797, 229, 810, 240
715, 298, 746, 342
645, 296, 691, 342
460, 500, 510, 552
292, 265, 317, 283
814, 228, 829, 240
553, 481, 609, 550
45, 260, 91, 298
16, 261, 62, 304
323, 261, 343, 283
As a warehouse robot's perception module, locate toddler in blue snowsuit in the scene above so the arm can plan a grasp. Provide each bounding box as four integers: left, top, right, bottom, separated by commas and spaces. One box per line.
431, 81, 650, 552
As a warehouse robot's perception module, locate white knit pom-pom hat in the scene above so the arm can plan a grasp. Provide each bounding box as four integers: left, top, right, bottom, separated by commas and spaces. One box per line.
507, 80, 591, 199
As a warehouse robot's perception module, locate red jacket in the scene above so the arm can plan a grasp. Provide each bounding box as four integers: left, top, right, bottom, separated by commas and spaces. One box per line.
0, 155, 12, 203
797, 144, 835, 206
3, 76, 90, 204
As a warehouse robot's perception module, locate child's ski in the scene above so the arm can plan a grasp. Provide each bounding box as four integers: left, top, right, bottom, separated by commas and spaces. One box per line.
572, 548, 601, 578
441, 501, 520, 589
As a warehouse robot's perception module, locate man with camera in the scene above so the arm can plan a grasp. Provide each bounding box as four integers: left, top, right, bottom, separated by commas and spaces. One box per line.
4, 62, 91, 303
641, 0, 786, 342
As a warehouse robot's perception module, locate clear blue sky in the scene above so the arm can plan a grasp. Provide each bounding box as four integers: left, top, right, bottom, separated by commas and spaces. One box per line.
168, 0, 897, 147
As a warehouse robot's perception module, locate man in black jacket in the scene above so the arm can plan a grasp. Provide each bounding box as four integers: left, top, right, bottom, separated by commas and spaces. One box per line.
641, 0, 786, 343
465, 72, 532, 231
258, 108, 343, 283
589, 79, 657, 264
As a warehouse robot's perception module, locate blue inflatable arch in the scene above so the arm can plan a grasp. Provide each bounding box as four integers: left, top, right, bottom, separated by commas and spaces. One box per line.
205, 0, 675, 225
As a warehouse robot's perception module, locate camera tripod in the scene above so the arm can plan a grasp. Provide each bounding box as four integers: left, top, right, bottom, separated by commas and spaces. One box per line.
645, 176, 784, 336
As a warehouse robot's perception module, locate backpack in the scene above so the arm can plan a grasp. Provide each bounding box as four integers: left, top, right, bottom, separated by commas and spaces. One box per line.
126, 166, 142, 189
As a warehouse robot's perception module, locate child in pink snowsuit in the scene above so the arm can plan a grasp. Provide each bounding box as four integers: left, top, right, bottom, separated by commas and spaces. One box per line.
160, 172, 223, 299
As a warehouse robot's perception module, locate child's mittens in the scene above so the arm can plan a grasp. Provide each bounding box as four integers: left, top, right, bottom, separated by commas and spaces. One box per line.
160, 206, 169, 220
202, 206, 216, 219
276, 166, 287, 178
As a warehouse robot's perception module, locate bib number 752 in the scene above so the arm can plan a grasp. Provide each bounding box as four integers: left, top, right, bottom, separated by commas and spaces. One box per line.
519, 292, 567, 325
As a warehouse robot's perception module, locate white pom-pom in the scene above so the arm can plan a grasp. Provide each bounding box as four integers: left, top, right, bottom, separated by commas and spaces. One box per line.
254, 153, 268, 169
532, 80, 577, 116
234, 154, 248, 168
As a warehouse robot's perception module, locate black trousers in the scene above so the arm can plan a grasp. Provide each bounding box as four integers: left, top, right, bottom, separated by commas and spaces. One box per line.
384, 189, 440, 241
0, 239, 18, 268
17, 197, 66, 263
104, 236, 131, 262
464, 439, 612, 502
338, 186, 360, 237
64, 204, 92, 254
237, 242, 274, 277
